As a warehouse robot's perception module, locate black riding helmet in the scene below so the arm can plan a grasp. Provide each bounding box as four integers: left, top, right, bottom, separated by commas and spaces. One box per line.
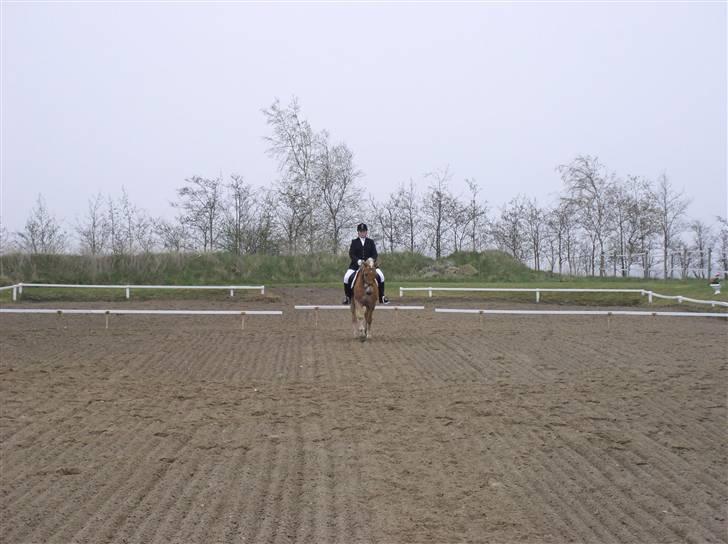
357, 223, 368, 232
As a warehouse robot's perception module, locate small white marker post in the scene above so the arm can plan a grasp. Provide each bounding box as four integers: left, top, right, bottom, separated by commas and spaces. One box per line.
105, 310, 110, 330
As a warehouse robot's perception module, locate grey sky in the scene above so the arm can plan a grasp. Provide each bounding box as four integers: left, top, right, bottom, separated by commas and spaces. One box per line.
2, 1, 726, 235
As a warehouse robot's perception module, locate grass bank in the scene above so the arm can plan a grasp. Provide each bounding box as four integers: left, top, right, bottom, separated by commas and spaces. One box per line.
0, 251, 724, 309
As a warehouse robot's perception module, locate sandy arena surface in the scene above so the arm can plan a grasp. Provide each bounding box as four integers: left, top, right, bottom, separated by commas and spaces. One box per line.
1, 287, 726, 544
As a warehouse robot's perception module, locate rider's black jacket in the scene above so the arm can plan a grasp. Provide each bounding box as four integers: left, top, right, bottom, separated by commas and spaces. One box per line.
348, 237, 378, 270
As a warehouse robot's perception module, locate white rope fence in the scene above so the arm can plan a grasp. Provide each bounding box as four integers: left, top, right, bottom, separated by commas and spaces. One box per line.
0, 308, 282, 330
435, 308, 728, 318
294, 305, 425, 310
2, 283, 265, 301
294, 304, 425, 328
399, 286, 728, 308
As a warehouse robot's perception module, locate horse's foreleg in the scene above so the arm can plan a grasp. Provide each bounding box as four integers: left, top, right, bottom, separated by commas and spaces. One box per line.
353, 303, 367, 340
365, 307, 373, 339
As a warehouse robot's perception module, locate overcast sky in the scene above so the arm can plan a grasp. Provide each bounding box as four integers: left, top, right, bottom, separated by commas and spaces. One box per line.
2, 1, 726, 235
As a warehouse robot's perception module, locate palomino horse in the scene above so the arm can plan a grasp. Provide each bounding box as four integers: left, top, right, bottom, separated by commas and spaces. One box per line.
351, 257, 379, 341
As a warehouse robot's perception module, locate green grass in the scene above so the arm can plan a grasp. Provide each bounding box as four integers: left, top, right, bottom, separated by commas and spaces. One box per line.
391, 278, 726, 310
0, 250, 724, 310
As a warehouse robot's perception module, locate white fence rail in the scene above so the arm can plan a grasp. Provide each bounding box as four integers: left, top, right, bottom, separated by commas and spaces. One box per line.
435, 308, 728, 318
294, 305, 425, 310
400, 286, 728, 308
4, 282, 265, 301
0, 309, 281, 315
0, 307, 282, 329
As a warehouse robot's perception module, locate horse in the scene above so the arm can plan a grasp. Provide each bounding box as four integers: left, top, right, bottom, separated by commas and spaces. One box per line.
351, 257, 379, 341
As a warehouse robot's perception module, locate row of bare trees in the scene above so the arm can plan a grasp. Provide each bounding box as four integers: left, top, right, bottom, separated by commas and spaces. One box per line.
490, 156, 726, 279
3, 98, 726, 279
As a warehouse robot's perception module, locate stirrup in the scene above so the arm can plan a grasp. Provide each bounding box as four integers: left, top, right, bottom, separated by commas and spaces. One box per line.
381, 296, 390, 304
342, 296, 351, 305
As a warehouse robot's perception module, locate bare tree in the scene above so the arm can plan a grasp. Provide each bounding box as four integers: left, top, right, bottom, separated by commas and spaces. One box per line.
263, 97, 321, 254
492, 196, 528, 261
156, 219, 190, 252
115, 188, 156, 254
16, 194, 67, 254
316, 140, 362, 254
273, 180, 310, 254
221, 175, 256, 255
445, 193, 470, 253
558, 155, 615, 276
716, 216, 728, 279
421, 167, 454, 259
464, 179, 488, 252
523, 198, 547, 271
688, 219, 712, 278
393, 180, 420, 252
106, 195, 124, 255
133, 210, 157, 253
76, 193, 109, 255
0, 223, 9, 255
547, 199, 577, 276
370, 194, 402, 253
654, 173, 690, 279
608, 176, 658, 277
173, 176, 224, 251
247, 189, 281, 254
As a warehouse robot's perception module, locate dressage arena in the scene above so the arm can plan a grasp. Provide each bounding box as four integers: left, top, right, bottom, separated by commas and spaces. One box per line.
1, 287, 726, 544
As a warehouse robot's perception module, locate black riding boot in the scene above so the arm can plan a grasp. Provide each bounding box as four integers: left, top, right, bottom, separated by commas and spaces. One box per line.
379, 281, 389, 304
342, 282, 352, 304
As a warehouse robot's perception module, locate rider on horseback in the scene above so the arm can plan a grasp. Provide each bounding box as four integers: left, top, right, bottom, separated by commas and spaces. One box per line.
342, 223, 389, 305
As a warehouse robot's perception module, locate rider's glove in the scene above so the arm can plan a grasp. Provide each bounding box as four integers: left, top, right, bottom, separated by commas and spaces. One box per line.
357, 259, 363, 266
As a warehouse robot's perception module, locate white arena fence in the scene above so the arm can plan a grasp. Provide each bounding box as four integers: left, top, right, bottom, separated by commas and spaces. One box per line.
399, 286, 728, 308
435, 308, 728, 319
0, 308, 282, 330
294, 304, 425, 327
294, 305, 425, 311
1, 282, 265, 301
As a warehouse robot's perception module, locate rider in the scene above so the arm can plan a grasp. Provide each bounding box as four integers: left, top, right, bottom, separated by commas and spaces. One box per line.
342, 223, 389, 305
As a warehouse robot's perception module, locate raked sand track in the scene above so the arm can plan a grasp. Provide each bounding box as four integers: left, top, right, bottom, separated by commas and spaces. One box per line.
1, 287, 726, 543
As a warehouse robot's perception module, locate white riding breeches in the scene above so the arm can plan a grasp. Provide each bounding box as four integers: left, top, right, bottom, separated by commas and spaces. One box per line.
344, 268, 384, 284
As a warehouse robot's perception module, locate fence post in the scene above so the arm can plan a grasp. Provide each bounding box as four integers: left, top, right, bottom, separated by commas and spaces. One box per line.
230, 289, 234, 298
536, 290, 540, 303
429, 288, 432, 298
18, 284, 23, 296
648, 291, 653, 304
399, 286, 403, 297
125, 287, 130, 299
12, 286, 16, 301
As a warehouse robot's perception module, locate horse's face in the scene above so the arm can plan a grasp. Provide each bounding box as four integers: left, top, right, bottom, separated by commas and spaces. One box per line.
359, 258, 378, 296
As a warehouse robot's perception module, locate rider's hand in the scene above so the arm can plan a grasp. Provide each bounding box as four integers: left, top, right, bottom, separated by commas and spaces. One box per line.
357, 259, 363, 266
